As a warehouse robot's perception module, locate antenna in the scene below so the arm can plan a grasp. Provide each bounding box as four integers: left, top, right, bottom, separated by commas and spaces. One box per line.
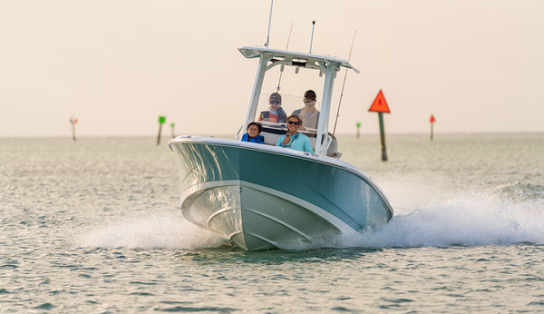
265, 0, 274, 47
309, 20, 316, 53
276, 23, 293, 92
332, 30, 357, 135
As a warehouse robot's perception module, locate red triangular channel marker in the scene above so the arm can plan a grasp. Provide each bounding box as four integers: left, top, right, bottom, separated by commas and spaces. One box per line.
368, 90, 390, 113
430, 115, 435, 123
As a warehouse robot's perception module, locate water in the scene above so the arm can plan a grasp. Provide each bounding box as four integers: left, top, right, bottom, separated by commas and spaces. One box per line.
1, 134, 544, 313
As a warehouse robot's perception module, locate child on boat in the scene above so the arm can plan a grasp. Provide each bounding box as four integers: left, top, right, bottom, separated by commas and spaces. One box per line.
241, 122, 265, 144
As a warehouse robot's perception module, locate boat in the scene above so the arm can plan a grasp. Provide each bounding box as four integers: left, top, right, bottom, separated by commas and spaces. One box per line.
168, 45, 394, 250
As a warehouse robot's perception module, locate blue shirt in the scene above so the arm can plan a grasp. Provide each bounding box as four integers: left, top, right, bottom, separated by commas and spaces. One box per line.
241, 133, 265, 144
276, 132, 314, 153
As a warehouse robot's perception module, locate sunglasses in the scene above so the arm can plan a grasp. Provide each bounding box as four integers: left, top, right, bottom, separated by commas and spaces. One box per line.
270, 100, 281, 105
304, 98, 316, 103
287, 120, 300, 125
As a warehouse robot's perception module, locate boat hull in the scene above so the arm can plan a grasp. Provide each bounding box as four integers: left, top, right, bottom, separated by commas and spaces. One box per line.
169, 136, 393, 250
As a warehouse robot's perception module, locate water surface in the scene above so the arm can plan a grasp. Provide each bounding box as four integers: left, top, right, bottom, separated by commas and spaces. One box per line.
1, 134, 543, 313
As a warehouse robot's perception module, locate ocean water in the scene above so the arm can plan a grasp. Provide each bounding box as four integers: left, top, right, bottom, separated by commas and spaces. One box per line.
1, 134, 544, 313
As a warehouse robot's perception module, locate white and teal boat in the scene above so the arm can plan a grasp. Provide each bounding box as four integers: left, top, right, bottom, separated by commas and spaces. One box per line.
169, 46, 394, 250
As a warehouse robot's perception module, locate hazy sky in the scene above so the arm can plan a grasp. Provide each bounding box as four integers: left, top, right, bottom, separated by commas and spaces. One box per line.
1, 0, 543, 137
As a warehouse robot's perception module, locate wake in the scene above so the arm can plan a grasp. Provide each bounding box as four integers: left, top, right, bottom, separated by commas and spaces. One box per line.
77, 214, 228, 250
338, 181, 544, 249
77, 183, 544, 251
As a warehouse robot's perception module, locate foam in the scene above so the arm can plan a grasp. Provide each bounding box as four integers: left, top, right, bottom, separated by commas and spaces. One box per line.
77, 214, 228, 250
339, 189, 544, 249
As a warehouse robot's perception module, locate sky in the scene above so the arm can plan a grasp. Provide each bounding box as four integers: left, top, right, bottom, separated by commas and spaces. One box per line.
1, 0, 543, 137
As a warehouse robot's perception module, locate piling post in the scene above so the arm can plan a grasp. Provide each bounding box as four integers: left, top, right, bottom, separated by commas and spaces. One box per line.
356, 122, 361, 139
378, 113, 388, 161
430, 115, 436, 141
368, 90, 391, 162
157, 116, 166, 145
69, 117, 78, 141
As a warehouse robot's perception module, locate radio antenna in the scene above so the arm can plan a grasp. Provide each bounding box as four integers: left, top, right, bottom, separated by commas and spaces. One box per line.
276, 23, 293, 92
309, 20, 316, 53
332, 30, 357, 135
265, 0, 274, 47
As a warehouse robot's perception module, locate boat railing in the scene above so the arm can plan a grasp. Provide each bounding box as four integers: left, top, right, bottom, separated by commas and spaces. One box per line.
235, 125, 243, 140
322, 134, 333, 151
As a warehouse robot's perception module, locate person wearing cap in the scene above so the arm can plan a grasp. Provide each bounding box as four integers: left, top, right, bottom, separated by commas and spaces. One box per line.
292, 90, 320, 130
241, 122, 265, 144
258, 93, 287, 123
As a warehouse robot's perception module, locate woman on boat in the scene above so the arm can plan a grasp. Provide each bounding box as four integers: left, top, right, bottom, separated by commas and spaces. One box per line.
241, 122, 265, 144
292, 90, 320, 129
258, 93, 287, 123
276, 114, 313, 153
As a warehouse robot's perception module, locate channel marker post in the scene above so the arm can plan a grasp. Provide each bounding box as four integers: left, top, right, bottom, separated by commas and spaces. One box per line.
368, 90, 391, 161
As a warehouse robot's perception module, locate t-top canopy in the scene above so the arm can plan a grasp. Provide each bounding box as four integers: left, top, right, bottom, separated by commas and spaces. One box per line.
238, 46, 360, 74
